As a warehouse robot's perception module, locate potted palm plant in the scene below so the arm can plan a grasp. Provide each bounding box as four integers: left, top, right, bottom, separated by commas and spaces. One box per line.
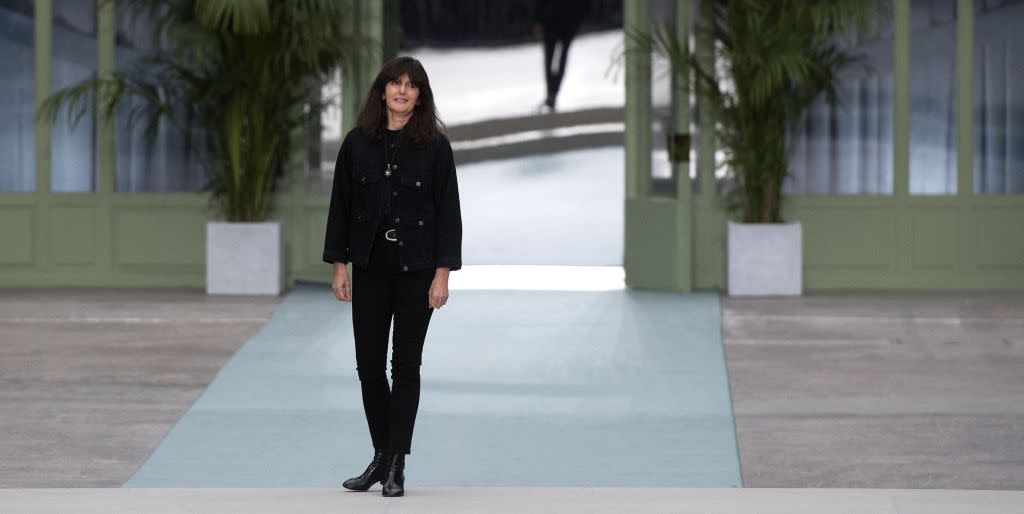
636, 0, 883, 295
39, 0, 366, 295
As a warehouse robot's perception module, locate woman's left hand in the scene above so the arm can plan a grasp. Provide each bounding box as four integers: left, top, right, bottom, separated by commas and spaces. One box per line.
428, 275, 449, 309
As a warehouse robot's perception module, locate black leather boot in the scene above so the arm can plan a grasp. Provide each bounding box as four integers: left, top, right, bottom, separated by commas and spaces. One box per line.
341, 449, 387, 491
381, 451, 405, 497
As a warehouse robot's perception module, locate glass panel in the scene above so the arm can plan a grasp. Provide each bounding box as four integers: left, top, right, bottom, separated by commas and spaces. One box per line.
307, 70, 342, 194
909, 0, 957, 195
973, 0, 1024, 194
650, 0, 674, 195
0, 0, 35, 191
114, 6, 205, 192
400, 0, 623, 124
310, 3, 625, 195
785, 10, 894, 195
51, 0, 97, 192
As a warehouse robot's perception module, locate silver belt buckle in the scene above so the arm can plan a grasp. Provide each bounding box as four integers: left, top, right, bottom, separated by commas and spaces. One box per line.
385, 229, 397, 241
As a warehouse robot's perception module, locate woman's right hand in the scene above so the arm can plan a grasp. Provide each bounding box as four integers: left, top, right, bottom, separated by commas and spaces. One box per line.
332, 263, 351, 302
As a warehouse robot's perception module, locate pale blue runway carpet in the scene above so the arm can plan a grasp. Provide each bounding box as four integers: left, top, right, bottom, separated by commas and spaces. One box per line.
124, 282, 741, 487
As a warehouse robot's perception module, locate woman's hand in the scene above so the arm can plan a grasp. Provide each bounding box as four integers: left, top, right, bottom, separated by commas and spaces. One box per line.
332, 263, 351, 302
429, 269, 449, 309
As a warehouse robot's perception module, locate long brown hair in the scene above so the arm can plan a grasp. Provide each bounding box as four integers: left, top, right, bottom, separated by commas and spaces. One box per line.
355, 56, 446, 147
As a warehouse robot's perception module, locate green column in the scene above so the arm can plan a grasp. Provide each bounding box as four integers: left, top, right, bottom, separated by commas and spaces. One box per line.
892, 0, 911, 275
673, 0, 693, 291
96, 0, 116, 274
33, 0, 52, 272
342, 0, 385, 137
693, 0, 725, 289
97, 0, 115, 194
893, 0, 909, 198
362, 0, 384, 86
286, 99, 307, 288
956, 0, 973, 197
341, 0, 364, 137
955, 0, 974, 275
624, 0, 651, 200
35, 0, 51, 194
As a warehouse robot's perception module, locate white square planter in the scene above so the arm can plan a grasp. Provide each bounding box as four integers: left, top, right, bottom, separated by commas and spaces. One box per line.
727, 221, 802, 296
206, 221, 283, 295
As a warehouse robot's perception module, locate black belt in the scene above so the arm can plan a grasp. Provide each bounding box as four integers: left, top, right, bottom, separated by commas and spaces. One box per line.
376, 226, 398, 242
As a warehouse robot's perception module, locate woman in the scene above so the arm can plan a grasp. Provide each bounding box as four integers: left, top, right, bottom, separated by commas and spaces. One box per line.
323, 56, 462, 497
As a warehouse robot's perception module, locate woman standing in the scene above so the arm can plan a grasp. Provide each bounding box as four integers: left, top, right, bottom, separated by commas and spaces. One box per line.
323, 56, 462, 497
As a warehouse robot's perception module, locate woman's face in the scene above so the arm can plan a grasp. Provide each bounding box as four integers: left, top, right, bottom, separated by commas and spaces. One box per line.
383, 74, 420, 116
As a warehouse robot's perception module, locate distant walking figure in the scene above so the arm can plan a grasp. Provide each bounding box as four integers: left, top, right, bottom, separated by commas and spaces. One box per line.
323, 56, 463, 497
535, 0, 589, 112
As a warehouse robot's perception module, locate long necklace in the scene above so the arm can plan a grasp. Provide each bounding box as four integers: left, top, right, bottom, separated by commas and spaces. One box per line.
384, 130, 400, 177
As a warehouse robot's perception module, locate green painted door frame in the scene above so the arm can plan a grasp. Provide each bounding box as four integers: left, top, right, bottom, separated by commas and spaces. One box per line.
623, 0, 1024, 292
623, 0, 694, 292
0, 0, 385, 289
2, 0, 1022, 290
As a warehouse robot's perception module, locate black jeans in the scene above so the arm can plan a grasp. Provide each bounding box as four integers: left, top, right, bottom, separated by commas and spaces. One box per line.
351, 234, 435, 455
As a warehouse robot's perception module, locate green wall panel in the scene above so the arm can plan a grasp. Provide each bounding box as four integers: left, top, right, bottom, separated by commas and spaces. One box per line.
0, 207, 35, 264
971, 208, 1024, 270
49, 206, 96, 265
305, 207, 329, 269
295, 204, 334, 283
799, 208, 894, 270
624, 197, 682, 291
691, 195, 726, 291
111, 207, 205, 268
909, 209, 959, 270
2, 193, 1022, 290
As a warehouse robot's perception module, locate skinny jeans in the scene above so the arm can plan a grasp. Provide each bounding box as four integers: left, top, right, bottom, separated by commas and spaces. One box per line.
351, 227, 434, 454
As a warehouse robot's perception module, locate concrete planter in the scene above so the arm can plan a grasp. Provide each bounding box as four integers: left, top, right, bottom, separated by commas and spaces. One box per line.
727, 221, 802, 296
206, 221, 283, 295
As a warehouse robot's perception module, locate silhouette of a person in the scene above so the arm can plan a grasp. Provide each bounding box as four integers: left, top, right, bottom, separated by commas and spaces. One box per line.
535, 0, 588, 112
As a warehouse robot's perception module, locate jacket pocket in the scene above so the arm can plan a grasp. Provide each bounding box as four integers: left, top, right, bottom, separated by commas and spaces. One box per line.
355, 168, 383, 217
398, 210, 434, 261
399, 173, 431, 191
398, 174, 434, 217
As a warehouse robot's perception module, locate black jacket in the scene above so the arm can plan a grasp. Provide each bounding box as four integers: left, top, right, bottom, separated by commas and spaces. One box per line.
323, 127, 463, 272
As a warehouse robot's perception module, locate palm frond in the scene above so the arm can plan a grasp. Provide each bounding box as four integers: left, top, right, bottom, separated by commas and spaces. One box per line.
44, 0, 367, 221
195, 0, 270, 34
627, 0, 886, 222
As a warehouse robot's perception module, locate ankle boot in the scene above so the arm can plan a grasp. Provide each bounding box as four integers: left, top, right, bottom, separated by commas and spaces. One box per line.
381, 452, 405, 497
341, 449, 387, 491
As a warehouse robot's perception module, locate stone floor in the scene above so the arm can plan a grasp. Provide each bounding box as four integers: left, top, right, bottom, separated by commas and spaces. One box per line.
1, 285, 1022, 510
722, 291, 1024, 490
0, 289, 279, 487
1, 488, 1023, 514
